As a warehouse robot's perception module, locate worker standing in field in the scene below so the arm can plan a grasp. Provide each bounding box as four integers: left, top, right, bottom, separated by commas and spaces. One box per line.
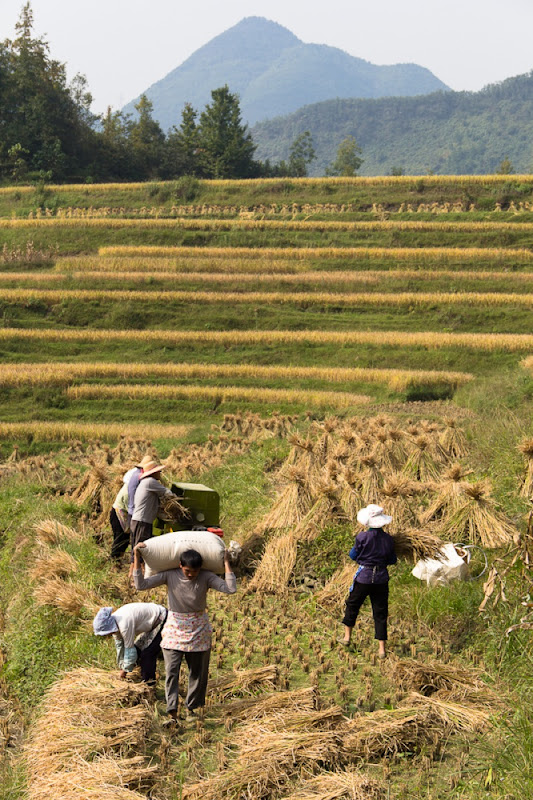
129, 460, 173, 572
339, 504, 397, 659
110, 467, 136, 563
133, 543, 236, 722
93, 602, 167, 686
126, 455, 154, 528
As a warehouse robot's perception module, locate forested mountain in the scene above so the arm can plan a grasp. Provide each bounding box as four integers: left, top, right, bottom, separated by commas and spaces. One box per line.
252, 72, 533, 175
122, 17, 449, 129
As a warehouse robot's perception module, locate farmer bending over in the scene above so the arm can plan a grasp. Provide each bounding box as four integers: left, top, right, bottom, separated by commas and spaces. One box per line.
93, 602, 167, 685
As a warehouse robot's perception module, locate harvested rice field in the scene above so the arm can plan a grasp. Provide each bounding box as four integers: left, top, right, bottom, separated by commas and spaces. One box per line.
1, 176, 533, 799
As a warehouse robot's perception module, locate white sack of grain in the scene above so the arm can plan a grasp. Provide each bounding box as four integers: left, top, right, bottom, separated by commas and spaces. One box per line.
412, 542, 469, 586
142, 530, 225, 576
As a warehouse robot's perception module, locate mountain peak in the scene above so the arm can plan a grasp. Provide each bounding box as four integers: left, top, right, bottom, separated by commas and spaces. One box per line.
123, 18, 449, 129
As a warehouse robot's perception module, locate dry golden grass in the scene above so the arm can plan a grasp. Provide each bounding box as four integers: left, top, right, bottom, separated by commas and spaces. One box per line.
207, 665, 280, 701
442, 479, 517, 548
0, 421, 188, 442
66, 383, 371, 409
1, 326, 532, 351
218, 686, 318, 721
518, 436, 533, 498
30, 548, 78, 582
0, 361, 474, 390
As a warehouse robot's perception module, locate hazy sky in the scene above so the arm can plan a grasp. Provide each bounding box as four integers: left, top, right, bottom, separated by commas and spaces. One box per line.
1, 0, 532, 115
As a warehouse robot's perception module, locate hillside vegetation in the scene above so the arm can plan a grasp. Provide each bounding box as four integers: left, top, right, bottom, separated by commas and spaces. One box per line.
252, 71, 533, 175
0, 175, 533, 800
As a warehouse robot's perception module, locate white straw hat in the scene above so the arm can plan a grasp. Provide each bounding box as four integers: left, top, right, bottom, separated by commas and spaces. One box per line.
357, 504, 392, 528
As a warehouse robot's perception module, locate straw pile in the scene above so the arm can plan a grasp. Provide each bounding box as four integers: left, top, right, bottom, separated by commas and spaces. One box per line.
158, 493, 191, 524
25, 668, 156, 800
183, 704, 345, 800
30, 548, 78, 581
33, 519, 83, 546
419, 463, 472, 525
391, 528, 446, 562
315, 564, 354, 612
208, 665, 279, 701
247, 534, 298, 594
443, 480, 516, 548
385, 657, 489, 700
33, 576, 102, 616
281, 770, 386, 800
70, 458, 116, 520
219, 686, 318, 722
439, 417, 469, 459
518, 437, 533, 499
257, 466, 313, 532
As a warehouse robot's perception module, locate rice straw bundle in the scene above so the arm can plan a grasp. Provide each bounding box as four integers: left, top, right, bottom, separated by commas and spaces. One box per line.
30, 548, 78, 581
343, 705, 444, 759
258, 467, 313, 532
407, 692, 491, 731
518, 437, 533, 499
232, 706, 346, 745
391, 528, 446, 562
220, 686, 318, 721
419, 464, 473, 525
386, 657, 487, 698
371, 430, 402, 473
439, 417, 469, 459
357, 454, 383, 503
158, 493, 191, 524
247, 533, 298, 593
294, 481, 344, 541
208, 664, 279, 701
111, 436, 156, 465
315, 563, 354, 611
443, 480, 516, 548
379, 474, 422, 534
281, 769, 386, 800
283, 434, 315, 474
33, 576, 101, 616
26, 668, 154, 800
70, 459, 115, 517
338, 467, 363, 522
403, 436, 444, 482
33, 519, 83, 545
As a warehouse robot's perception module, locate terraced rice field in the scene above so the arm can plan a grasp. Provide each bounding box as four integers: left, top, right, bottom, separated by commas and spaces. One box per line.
1, 180, 533, 428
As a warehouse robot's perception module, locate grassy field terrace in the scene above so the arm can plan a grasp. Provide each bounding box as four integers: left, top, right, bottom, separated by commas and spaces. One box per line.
1, 177, 533, 800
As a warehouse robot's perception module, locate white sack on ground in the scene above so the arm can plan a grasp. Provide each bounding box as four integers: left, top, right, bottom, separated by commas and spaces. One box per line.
412, 542, 469, 586
142, 530, 225, 576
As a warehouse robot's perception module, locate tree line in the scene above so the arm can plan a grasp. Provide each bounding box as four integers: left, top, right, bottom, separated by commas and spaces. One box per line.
0, 4, 362, 184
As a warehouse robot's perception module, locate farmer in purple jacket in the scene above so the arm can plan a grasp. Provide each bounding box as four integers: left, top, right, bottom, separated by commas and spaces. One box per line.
339, 504, 397, 659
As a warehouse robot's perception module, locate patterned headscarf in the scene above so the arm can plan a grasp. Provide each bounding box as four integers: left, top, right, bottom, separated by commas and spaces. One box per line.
93, 606, 119, 635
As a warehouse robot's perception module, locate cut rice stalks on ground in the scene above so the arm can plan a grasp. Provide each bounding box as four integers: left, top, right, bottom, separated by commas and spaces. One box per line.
256, 466, 313, 533
419, 463, 473, 525
314, 564, 354, 613
33, 519, 83, 546
30, 548, 78, 581
33, 576, 102, 617
280, 769, 386, 800
207, 665, 280, 701
25, 668, 155, 800
218, 686, 318, 722
385, 657, 490, 700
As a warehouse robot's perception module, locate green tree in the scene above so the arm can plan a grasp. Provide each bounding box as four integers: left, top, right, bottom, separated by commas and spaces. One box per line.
326, 135, 363, 177
164, 103, 200, 177
197, 86, 257, 179
496, 157, 514, 175
287, 131, 315, 177
129, 94, 165, 179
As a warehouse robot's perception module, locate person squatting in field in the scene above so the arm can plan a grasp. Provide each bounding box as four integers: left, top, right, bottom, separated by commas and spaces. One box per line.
93, 602, 167, 685
133, 543, 236, 721
340, 504, 397, 659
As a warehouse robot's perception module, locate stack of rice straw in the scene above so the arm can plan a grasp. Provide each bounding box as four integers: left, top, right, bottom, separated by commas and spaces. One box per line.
25, 668, 157, 800
248, 414, 518, 593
